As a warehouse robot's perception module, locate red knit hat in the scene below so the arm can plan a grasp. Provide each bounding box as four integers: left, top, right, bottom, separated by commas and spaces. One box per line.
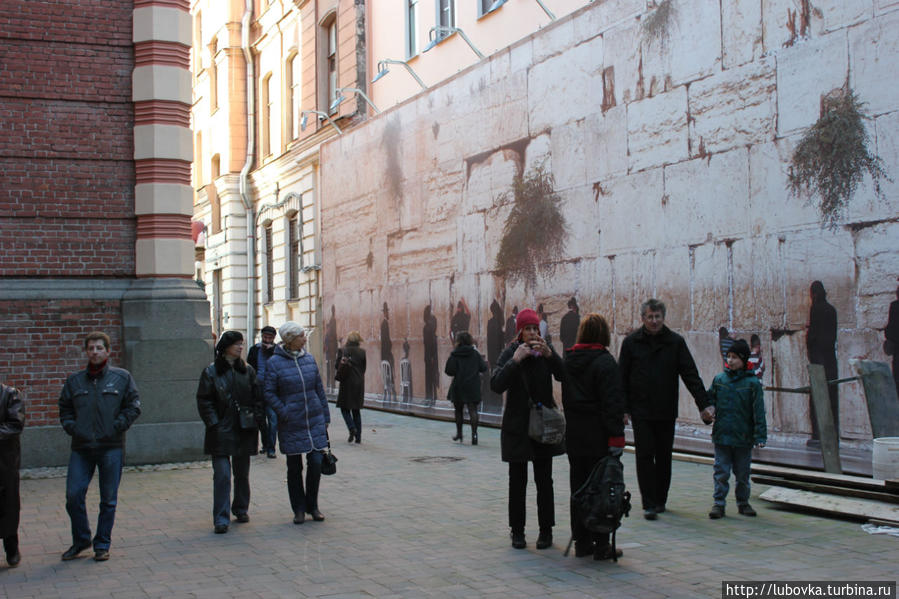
516, 308, 540, 333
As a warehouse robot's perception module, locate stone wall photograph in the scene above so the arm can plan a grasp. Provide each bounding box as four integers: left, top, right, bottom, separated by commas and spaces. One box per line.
319, 0, 899, 452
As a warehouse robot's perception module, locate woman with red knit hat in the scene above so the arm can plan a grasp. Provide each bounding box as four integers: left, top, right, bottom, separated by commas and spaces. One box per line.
491, 307, 565, 550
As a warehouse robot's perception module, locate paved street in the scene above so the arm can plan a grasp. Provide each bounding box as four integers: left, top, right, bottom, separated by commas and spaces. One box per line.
4, 409, 897, 598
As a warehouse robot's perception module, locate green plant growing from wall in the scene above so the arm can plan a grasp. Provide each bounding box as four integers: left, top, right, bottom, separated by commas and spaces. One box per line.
788, 87, 889, 229
494, 164, 566, 290
642, 0, 675, 48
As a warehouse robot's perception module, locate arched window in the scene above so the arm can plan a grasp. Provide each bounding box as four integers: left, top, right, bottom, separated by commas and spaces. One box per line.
318, 13, 338, 114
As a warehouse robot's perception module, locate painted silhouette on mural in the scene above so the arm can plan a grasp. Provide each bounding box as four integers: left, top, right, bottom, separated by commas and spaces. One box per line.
559, 296, 580, 351
380, 302, 396, 402
718, 327, 734, 369
423, 305, 439, 404
885, 279, 899, 397
536, 302, 552, 346
401, 338, 413, 404
806, 280, 839, 443
324, 305, 339, 390
484, 299, 506, 413
450, 299, 472, 344
504, 306, 519, 344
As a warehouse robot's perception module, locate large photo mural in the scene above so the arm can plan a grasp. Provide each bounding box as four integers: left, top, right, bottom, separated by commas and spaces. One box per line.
318, 1, 899, 464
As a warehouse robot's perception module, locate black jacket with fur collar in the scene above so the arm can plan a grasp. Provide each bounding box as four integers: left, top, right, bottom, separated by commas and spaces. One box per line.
196, 357, 264, 456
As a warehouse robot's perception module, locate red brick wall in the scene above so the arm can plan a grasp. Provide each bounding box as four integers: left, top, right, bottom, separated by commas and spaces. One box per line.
0, 300, 123, 426
0, 0, 136, 276
0, 0, 135, 425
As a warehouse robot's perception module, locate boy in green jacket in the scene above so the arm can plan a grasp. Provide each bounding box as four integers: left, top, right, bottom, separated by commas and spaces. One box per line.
707, 339, 767, 519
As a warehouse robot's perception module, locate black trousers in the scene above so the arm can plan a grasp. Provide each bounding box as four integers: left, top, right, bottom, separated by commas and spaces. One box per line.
632, 418, 676, 510
568, 454, 610, 546
508, 459, 554, 533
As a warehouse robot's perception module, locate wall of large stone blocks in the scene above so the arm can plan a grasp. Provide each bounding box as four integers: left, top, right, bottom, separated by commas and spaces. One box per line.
320, 0, 899, 442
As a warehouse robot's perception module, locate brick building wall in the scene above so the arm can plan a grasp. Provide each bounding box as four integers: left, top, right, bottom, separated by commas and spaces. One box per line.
0, 300, 123, 426
0, 0, 136, 426
2, 0, 211, 467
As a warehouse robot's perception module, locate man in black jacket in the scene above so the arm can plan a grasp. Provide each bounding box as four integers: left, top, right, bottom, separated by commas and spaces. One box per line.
59, 332, 141, 562
248, 325, 277, 457
619, 299, 712, 521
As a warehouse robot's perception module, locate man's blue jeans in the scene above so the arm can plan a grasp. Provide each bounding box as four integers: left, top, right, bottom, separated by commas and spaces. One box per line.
65, 447, 123, 550
713, 444, 752, 507
264, 406, 278, 452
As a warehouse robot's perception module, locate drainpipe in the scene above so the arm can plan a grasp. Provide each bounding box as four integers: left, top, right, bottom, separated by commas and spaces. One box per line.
240, 0, 257, 340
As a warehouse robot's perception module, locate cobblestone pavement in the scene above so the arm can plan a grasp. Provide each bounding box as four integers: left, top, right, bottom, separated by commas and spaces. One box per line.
4, 409, 896, 598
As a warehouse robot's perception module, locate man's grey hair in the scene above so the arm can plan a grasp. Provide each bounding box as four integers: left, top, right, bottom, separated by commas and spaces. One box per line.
640, 298, 666, 318
279, 321, 305, 344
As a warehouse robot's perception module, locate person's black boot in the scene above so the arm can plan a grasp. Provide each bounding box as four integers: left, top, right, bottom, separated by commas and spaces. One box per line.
510, 530, 526, 549
536, 529, 553, 549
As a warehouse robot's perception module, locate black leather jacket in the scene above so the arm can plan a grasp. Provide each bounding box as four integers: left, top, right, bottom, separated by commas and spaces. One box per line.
59, 364, 141, 451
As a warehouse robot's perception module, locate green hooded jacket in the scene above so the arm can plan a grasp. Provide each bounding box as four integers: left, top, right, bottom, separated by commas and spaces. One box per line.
708, 368, 766, 447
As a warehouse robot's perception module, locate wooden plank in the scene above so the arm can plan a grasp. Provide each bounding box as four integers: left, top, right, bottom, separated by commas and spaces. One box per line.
808, 363, 842, 474
760, 486, 899, 522
745, 462, 897, 493
752, 476, 899, 504
854, 360, 899, 438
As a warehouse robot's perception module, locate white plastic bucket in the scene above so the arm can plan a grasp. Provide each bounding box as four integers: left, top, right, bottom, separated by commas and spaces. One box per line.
872, 437, 899, 480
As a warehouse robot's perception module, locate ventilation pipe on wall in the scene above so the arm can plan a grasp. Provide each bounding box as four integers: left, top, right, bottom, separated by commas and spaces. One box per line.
240, 0, 257, 340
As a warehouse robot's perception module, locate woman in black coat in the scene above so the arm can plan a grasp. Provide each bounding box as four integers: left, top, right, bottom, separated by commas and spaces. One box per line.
196, 331, 265, 534
0, 383, 24, 567
335, 331, 367, 444
562, 313, 626, 560
491, 308, 565, 551
445, 331, 488, 444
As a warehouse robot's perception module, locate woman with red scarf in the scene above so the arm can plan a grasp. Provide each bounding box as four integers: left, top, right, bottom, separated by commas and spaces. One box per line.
562, 313, 626, 560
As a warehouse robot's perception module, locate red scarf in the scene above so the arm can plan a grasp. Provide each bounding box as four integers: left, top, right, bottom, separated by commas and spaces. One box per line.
570, 343, 606, 351
87, 359, 108, 379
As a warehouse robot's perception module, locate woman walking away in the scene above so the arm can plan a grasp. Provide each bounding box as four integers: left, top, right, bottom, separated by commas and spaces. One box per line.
562, 314, 626, 560
0, 382, 24, 566
336, 331, 367, 444
196, 331, 265, 534
491, 308, 566, 550
265, 322, 331, 524
444, 331, 488, 444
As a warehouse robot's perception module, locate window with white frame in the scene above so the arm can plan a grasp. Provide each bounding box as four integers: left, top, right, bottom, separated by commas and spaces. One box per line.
327, 19, 337, 112
288, 213, 301, 300
478, 0, 504, 17
261, 73, 272, 157
405, 0, 419, 58
287, 52, 301, 140
264, 223, 274, 303
437, 0, 454, 37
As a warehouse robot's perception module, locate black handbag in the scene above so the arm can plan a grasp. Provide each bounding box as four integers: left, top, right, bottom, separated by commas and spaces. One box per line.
237, 405, 257, 430
321, 447, 338, 475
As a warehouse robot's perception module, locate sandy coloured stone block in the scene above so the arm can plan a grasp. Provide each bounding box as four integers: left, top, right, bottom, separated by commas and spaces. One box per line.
662, 150, 752, 246
690, 241, 730, 332
585, 104, 628, 182
626, 86, 689, 172
849, 11, 899, 115
527, 36, 603, 135
689, 57, 776, 155
722, 0, 763, 68
776, 32, 849, 137
596, 167, 664, 254
748, 138, 821, 232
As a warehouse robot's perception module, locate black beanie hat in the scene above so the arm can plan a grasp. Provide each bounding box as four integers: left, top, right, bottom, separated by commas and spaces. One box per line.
729, 339, 751, 367
261, 325, 277, 335
216, 330, 244, 356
